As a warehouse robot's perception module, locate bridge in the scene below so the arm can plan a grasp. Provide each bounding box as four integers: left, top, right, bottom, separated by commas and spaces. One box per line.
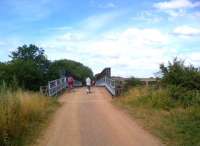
40, 68, 123, 97
40, 68, 157, 97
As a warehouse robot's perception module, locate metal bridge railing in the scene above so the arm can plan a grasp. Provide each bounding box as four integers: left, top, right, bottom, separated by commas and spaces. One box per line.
96, 76, 117, 96
48, 77, 67, 96
40, 77, 83, 96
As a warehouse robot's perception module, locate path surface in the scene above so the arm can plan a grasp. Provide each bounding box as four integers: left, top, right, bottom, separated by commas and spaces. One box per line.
36, 87, 162, 146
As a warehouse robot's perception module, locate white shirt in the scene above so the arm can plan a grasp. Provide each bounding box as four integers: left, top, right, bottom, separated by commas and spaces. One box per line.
86, 77, 91, 86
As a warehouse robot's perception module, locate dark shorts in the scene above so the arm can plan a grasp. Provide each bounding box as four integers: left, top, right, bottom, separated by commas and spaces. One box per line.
87, 85, 91, 90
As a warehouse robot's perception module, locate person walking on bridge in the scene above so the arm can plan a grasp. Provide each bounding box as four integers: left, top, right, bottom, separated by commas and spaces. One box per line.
86, 77, 91, 94
67, 76, 74, 91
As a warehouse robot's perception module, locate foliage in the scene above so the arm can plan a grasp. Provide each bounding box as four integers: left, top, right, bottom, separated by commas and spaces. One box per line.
0, 86, 58, 146
47, 59, 93, 83
123, 77, 142, 92
114, 57, 200, 145
160, 58, 200, 90
0, 44, 93, 90
115, 87, 200, 146
159, 58, 200, 105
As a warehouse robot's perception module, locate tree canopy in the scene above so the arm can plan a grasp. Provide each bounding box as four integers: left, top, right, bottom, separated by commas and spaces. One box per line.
160, 58, 200, 90
0, 44, 93, 90
47, 59, 93, 82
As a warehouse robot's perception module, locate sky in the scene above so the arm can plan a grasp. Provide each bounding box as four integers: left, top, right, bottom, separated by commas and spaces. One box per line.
0, 0, 200, 77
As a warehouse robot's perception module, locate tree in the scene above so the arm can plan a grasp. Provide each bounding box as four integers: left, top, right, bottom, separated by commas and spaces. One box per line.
0, 44, 94, 90
10, 44, 44, 61
47, 59, 93, 83
0, 44, 50, 90
159, 58, 200, 90
9, 60, 44, 90
10, 44, 50, 74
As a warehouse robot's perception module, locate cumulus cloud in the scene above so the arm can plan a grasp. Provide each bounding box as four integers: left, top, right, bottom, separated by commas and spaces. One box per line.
154, 0, 200, 10
40, 27, 171, 77
154, 0, 200, 17
187, 52, 200, 66
178, 52, 200, 67
173, 25, 200, 37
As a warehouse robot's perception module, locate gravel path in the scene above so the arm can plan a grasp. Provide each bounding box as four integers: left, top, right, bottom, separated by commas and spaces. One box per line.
35, 87, 162, 146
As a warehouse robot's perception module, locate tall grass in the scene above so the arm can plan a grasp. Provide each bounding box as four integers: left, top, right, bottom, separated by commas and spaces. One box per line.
114, 87, 200, 146
0, 86, 58, 146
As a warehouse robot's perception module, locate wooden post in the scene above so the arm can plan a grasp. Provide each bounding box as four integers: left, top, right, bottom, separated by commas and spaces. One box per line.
48, 81, 51, 96
145, 81, 149, 87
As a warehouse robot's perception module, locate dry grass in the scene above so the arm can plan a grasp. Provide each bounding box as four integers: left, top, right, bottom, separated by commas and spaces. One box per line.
114, 87, 200, 146
0, 88, 58, 146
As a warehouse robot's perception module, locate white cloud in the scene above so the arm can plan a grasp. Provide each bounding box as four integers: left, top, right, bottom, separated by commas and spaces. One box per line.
178, 52, 200, 67
40, 27, 171, 77
154, 0, 200, 10
154, 0, 200, 18
187, 52, 200, 66
173, 25, 200, 37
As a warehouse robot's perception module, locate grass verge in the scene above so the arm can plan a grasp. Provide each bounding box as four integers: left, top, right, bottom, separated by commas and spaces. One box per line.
0, 88, 59, 146
113, 87, 200, 146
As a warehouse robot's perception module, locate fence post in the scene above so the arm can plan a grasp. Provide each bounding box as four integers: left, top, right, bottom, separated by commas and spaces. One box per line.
48, 81, 51, 96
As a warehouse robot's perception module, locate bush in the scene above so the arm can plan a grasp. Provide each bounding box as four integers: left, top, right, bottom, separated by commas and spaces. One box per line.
160, 58, 200, 90
168, 85, 200, 106
123, 77, 142, 92
122, 87, 175, 110
160, 58, 200, 105
169, 106, 200, 146
116, 87, 200, 146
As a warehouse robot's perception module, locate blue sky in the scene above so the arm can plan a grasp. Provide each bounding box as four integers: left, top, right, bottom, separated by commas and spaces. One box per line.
0, 0, 200, 77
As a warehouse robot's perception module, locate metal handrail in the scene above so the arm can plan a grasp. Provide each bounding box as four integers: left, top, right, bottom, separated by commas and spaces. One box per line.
48, 77, 67, 96
96, 76, 116, 96
46, 77, 83, 96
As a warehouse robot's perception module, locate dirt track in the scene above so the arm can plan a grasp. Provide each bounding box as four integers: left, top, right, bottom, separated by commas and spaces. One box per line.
36, 87, 162, 146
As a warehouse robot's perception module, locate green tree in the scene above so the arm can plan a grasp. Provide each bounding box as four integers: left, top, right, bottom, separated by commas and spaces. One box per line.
0, 44, 50, 90
0, 44, 94, 90
159, 58, 200, 104
47, 59, 93, 82
10, 44, 50, 74
160, 58, 200, 90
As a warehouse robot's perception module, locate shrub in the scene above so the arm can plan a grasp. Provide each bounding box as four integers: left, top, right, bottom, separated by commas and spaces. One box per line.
167, 85, 200, 107
159, 58, 200, 105
122, 87, 175, 110
123, 77, 142, 92
160, 58, 200, 90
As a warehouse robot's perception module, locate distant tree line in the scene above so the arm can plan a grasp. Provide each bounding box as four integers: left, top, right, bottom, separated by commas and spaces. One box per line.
0, 44, 93, 90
